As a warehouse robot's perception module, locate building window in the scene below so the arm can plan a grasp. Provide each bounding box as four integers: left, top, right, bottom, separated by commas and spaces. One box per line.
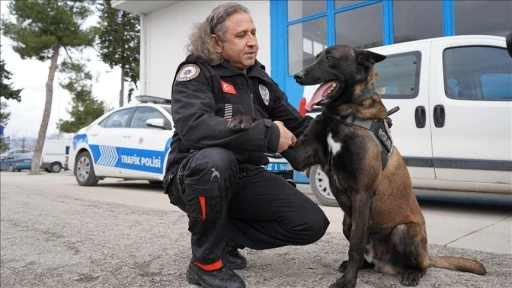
444, 46, 512, 100
454, 1, 512, 36
335, 0, 366, 9
288, 17, 327, 75
288, 0, 326, 21
335, 2, 383, 49
393, 0, 443, 44
374, 51, 421, 99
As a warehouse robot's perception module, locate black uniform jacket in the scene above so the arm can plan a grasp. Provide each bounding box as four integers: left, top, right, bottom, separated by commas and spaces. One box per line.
165, 55, 312, 181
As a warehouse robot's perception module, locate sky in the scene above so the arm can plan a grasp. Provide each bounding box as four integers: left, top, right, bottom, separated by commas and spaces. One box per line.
1, 1, 138, 140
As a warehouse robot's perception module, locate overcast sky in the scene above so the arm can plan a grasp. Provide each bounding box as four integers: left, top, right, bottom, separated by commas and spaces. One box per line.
1, 1, 138, 139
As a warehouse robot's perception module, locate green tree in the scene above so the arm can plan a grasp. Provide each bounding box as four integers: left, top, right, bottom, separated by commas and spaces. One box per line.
0, 49, 23, 153
57, 61, 105, 133
1, 0, 95, 173
96, 0, 140, 107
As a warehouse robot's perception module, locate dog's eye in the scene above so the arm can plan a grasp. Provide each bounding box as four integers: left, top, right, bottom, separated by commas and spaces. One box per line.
326, 55, 332, 60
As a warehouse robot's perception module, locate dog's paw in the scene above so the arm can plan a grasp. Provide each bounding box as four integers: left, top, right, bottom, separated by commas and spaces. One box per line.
227, 115, 254, 131
329, 275, 356, 288
398, 270, 424, 286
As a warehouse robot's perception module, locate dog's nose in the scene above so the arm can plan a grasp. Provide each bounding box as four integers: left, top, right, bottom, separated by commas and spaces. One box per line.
294, 71, 304, 81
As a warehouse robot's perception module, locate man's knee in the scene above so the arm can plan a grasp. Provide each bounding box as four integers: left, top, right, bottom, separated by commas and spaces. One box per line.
291, 208, 330, 245
186, 147, 238, 181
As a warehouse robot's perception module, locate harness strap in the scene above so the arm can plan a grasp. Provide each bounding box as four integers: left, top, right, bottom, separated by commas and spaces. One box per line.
343, 115, 393, 169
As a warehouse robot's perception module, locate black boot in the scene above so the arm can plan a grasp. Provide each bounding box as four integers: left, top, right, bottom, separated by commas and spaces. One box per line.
186, 263, 246, 288
225, 247, 247, 270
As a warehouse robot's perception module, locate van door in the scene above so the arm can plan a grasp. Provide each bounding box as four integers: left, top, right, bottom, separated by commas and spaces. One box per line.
429, 37, 512, 191
372, 42, 435, 181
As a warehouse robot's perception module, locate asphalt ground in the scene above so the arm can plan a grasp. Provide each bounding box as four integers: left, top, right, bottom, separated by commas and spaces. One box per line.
1, 171, 511, 288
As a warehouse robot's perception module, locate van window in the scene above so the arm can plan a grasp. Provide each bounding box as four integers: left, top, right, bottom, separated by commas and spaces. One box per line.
444, 46, 512, 100
374, 51, 421, 99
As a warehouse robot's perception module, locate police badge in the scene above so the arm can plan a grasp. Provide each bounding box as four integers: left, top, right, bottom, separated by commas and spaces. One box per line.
259, 84, 270, 105
176, 64, 200, 81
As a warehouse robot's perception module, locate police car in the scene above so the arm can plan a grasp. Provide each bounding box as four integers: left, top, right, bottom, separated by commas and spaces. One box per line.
70, 95, 293, 186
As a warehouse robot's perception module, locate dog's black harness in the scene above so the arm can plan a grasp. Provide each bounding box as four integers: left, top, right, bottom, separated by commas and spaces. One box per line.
340, 115, 393, 169
323, 86, 396, 169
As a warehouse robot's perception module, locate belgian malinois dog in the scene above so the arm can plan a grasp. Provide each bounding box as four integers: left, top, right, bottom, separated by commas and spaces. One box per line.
228, 44, 486, 288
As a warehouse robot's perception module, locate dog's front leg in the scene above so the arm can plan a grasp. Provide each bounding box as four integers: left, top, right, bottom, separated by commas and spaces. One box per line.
330, 192, 372, 288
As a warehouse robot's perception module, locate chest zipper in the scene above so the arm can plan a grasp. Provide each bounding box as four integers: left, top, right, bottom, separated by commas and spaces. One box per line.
245, 76, 255, 117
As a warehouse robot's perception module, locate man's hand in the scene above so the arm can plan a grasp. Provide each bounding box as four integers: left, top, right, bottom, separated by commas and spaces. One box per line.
274, 121, 296, 153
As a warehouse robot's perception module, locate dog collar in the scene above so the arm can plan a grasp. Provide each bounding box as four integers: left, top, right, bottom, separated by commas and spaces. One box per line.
352, 86, 376, 103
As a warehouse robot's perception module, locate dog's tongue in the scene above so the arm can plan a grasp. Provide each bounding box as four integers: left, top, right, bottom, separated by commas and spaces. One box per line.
306, 81, 336, 111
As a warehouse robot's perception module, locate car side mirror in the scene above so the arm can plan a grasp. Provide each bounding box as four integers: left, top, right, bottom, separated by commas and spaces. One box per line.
506, 31, 512, 58
145, 118, 169, 129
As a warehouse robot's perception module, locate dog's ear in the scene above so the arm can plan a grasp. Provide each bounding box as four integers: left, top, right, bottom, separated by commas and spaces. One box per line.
356, 50, 387, 68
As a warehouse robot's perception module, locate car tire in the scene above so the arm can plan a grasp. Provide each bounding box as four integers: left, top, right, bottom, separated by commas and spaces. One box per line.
8, 165, 15, 172
50, 162, 62, 173
75, 151, 99, 186
310, 165, 338, 207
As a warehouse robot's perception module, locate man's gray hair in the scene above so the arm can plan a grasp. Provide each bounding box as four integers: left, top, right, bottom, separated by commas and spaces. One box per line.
186, 2, 250, 65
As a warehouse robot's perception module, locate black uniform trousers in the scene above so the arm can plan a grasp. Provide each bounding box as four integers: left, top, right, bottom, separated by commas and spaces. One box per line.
167, 147, 330, 269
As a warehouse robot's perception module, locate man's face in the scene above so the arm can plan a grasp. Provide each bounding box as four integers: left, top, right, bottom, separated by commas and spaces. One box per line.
214, 12, 258, 72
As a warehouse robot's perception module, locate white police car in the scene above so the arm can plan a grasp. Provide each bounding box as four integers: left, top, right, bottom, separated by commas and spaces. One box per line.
70, 95, 293, 186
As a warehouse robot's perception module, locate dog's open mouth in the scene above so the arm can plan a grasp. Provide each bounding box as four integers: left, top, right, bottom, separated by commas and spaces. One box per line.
306, 81, 338, 111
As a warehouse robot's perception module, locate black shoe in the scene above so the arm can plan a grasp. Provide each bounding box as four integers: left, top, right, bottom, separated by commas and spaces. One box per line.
225, 247, 247, 270
186, 263, 246, 288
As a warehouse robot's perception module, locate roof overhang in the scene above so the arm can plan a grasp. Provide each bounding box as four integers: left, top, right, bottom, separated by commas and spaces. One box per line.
112, 0, 177, 14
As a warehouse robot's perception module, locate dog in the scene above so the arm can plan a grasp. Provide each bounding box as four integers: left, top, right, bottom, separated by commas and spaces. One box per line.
228, 45, 486, 288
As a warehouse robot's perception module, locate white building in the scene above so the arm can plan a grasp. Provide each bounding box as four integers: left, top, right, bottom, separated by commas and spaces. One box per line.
113, 0, 511, 108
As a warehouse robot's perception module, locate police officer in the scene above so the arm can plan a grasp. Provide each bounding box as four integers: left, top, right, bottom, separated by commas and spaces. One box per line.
164, 3, 330, 288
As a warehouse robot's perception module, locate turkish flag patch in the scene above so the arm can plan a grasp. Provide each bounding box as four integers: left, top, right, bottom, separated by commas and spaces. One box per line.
221, 81, 237, 94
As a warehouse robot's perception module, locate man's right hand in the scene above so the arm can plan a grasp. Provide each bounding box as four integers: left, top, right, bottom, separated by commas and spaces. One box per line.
274, 121, 296, 153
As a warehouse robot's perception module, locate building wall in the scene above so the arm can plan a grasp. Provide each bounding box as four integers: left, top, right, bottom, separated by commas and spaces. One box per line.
140, 1, 270, 99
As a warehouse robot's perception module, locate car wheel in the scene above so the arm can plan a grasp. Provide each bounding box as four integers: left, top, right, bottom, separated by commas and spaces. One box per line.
310, 165, 338, 207
75, 151, 99, 186
50, 162, 62, 173
8, 165, 15, 172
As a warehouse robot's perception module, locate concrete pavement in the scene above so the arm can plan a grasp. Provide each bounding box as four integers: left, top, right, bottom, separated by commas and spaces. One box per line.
304, 184, 512, 255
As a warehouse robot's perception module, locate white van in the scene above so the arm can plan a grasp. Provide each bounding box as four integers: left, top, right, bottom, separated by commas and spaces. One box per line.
41, 139, 73, 173
303, 35, 512, 206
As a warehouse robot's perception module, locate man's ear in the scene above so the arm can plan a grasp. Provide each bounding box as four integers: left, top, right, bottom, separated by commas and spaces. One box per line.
356, 50, 386, 67
212, 34, 223, 54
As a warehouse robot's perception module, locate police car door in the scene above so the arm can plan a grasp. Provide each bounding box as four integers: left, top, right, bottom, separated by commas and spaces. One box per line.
119, 106, 173, 180
372, 42, 435, 182
88, 107, 135, 177
429, 37, 512, 190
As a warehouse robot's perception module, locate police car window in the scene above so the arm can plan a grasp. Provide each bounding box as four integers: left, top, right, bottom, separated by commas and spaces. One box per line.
374, 51, 421, 99
130, 107, 170, 129
100, 108, 134, 128
444, 46, 512, 100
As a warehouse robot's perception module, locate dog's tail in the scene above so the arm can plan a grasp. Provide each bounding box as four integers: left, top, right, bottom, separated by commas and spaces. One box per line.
429, 256, 486, 275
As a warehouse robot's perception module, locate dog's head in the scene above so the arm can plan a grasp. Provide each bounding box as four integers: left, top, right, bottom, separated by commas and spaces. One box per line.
294, 45, 386, 111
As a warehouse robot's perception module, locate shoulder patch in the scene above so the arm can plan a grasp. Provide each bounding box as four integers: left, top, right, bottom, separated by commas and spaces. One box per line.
176, 64, 200, 81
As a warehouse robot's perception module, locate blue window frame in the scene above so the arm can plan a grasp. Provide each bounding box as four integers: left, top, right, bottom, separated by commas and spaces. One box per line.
270, 0, 457, 109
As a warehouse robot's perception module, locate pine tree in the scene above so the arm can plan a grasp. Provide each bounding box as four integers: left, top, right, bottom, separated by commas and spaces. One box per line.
0, 49, 23, 153
1, 0, 95, 173
57, 61, 105, 133
96, 0, 140, 107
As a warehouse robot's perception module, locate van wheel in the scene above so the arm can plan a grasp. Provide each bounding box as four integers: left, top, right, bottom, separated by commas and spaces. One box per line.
310, 165, 339, 207
75, 151, 99, 186
50, 162, 62, 173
